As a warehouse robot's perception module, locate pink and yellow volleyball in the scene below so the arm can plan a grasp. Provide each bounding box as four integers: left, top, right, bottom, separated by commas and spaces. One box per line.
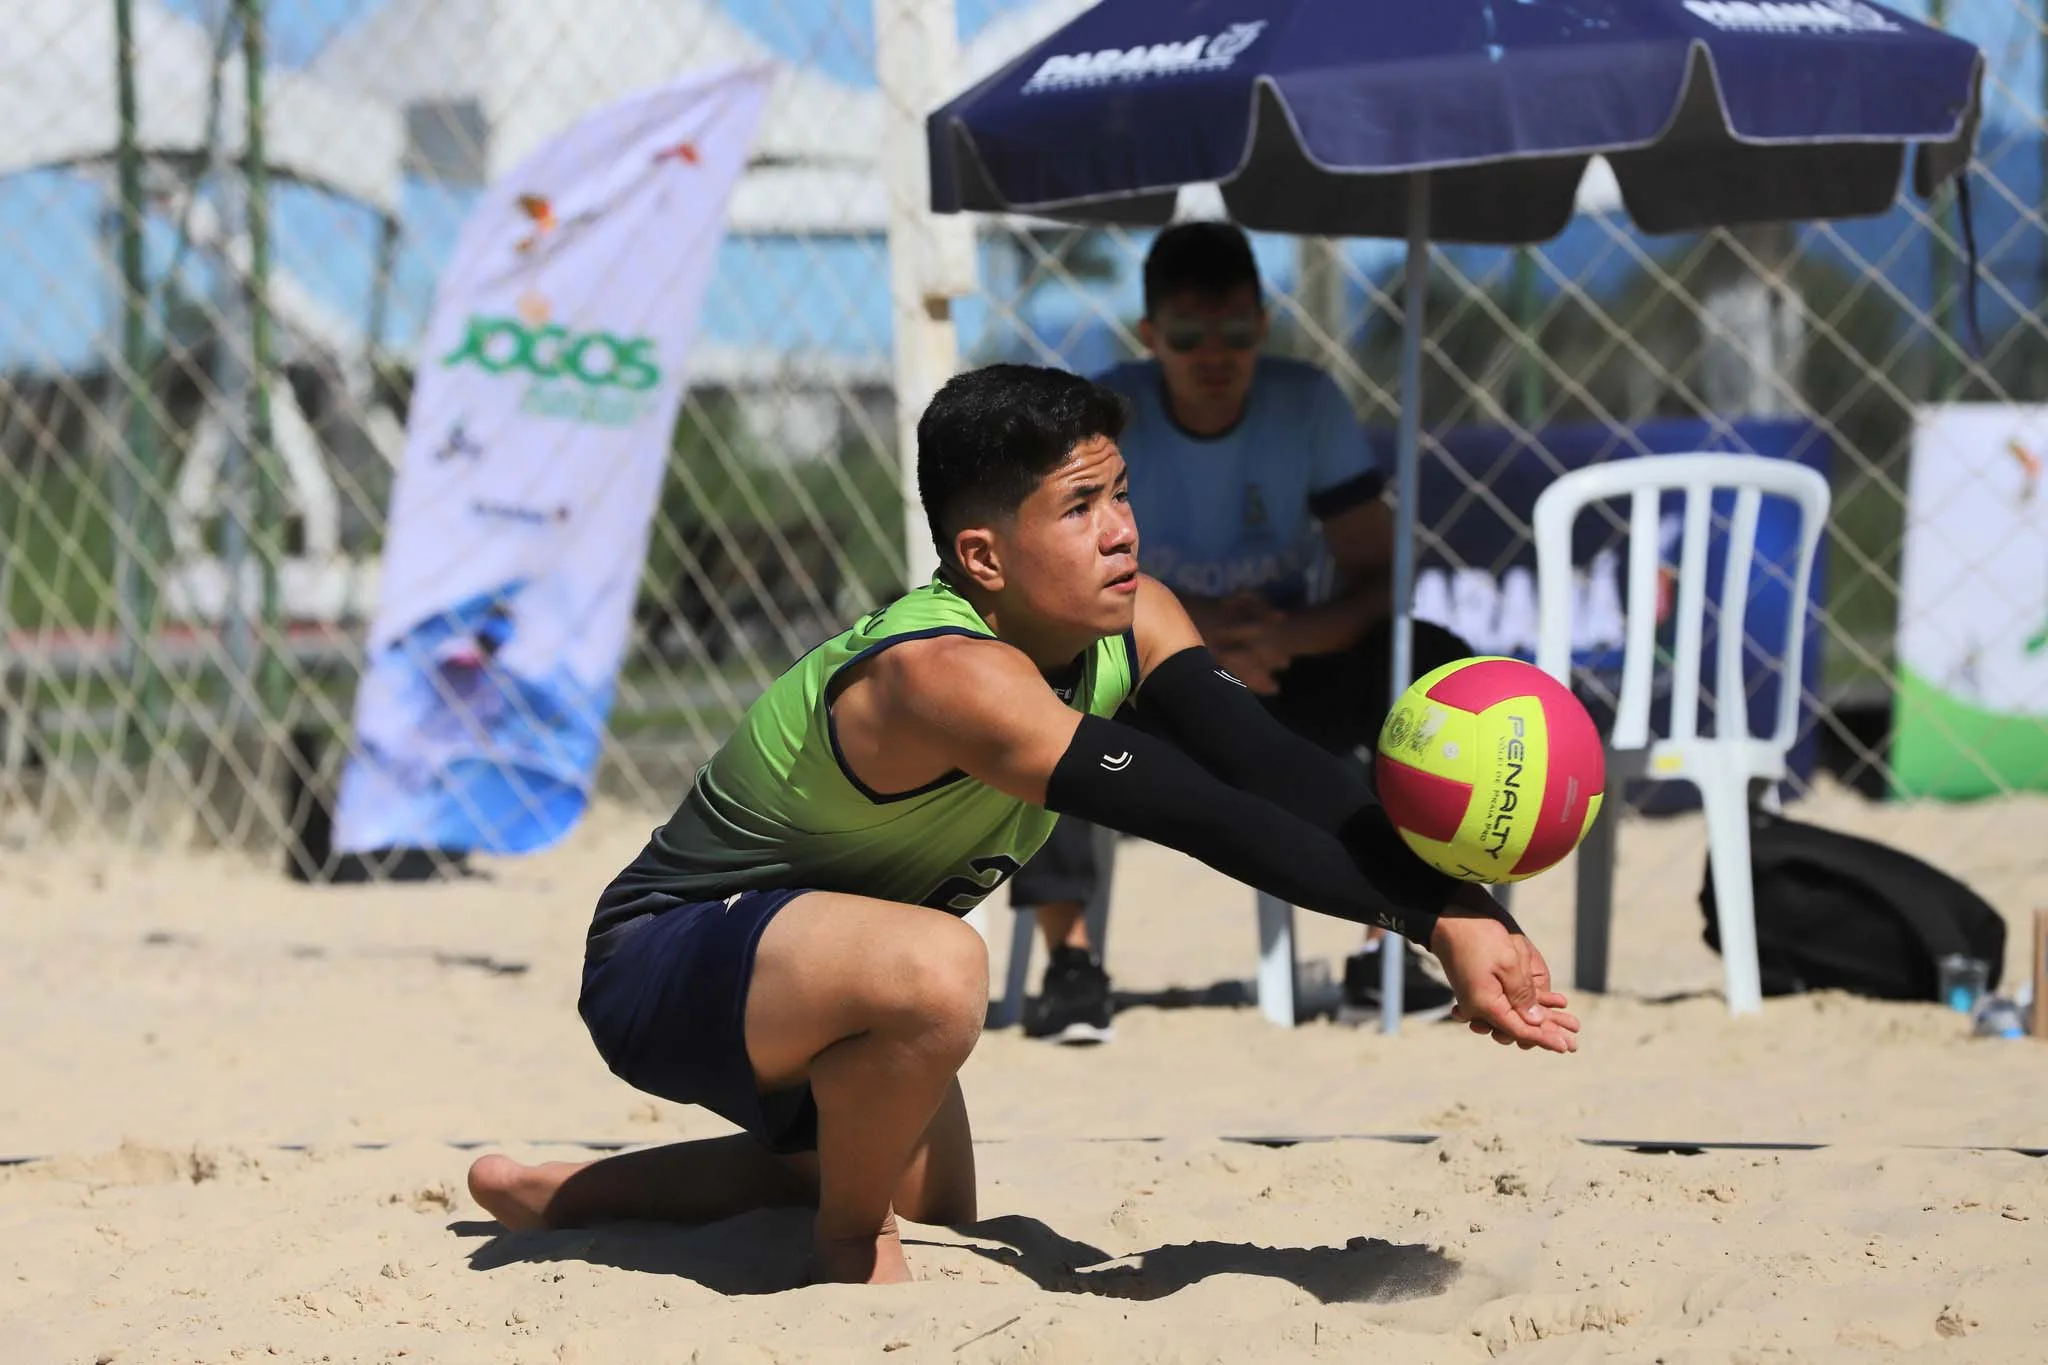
1373, 656, 1606, 884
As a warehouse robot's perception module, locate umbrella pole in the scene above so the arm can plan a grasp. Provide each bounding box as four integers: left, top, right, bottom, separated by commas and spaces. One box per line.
1381, 173, 1431, 1036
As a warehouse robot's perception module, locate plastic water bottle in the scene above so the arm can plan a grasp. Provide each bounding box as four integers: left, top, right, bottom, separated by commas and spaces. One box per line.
1937, 953, 1990, 1013
1971, 996, 2028, 1039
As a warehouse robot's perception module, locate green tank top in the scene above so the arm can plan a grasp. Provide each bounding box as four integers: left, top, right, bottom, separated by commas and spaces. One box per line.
597, 577, 1137, 935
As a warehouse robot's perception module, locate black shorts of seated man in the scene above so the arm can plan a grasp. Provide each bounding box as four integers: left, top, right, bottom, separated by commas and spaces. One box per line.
463, 363, 1578, 1286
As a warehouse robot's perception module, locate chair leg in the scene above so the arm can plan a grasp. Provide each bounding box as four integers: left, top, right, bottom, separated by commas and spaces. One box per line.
1378, 926, 1404, 1035
1081, 822, 1116, 960
1573, 794, 1619, 994
1256, 892, 1298, 1027
993, 908, 1036, 1031
1702, 774, 1764, 1016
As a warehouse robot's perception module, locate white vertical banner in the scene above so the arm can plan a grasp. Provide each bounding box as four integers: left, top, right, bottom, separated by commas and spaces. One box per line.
1895, 402, 2048, 799
335, 65, 772, 856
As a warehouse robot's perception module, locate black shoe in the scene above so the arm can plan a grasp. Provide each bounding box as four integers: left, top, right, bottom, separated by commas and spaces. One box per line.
1021, 946, 1116, 1044
1340, 943, 1457, 1022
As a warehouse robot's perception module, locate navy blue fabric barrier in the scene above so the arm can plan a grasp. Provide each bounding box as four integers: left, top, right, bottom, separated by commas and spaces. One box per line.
1407, 417, 1831, 811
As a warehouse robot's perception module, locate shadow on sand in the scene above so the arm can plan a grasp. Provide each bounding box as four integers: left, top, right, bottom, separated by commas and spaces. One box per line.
923, 1212, 1459, 1305
451, 1210, 1458, 1303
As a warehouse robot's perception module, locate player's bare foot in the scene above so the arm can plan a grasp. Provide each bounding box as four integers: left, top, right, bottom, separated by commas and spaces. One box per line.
808, 1224, 913, 1285
466, 1154, 585, 1232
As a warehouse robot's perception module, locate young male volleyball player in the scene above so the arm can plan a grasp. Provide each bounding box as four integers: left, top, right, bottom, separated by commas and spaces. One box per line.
466, 364, 1578, 1285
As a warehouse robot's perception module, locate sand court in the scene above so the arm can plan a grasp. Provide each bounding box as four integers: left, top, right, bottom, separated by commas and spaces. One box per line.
4, 783, 2046, 1362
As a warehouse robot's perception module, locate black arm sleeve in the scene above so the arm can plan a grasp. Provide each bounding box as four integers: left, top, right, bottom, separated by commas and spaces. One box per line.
1131, 645, 1373, 830
1045, 713, 1450, 944
1130, 645, 1490, 924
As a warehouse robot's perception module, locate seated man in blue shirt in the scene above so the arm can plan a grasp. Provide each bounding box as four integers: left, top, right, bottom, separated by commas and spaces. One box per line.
1014, 221, 1472, 1043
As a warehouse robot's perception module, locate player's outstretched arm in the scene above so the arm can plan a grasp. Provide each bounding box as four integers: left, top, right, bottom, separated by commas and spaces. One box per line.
1128, 574, 1466, 908
877, 632, 1576, 1053
1126, 575, 1578, 1051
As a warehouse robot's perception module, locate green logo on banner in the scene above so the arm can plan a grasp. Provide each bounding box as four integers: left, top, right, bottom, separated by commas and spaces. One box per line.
441, 315, 663, 427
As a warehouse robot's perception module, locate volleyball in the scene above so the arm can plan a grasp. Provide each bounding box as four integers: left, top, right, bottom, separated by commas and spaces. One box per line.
1374, 656, 1606, 884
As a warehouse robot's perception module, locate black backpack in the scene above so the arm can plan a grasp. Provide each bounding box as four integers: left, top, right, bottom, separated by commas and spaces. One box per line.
1699, 809, 2008, 1001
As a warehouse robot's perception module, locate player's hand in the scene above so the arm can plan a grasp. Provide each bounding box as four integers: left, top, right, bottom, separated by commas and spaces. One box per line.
1183, 591, 1265, 637
1216, 603, 1295, 679
1218, 590, 1282, 626
1427, 914, 1580, 1054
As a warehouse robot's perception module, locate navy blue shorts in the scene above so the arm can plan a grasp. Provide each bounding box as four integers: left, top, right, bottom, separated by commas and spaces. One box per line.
578, 887, 820, 1155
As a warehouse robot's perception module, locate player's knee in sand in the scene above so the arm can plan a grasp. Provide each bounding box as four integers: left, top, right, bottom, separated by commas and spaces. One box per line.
853, 912, 990, 1058
730, 906, 987, 1282
744, 899, 987, 1264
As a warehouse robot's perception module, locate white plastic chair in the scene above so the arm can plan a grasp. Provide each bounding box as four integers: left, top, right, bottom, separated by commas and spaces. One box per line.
1255, 891, 1299, 1027
1531, 453, 1830, 1017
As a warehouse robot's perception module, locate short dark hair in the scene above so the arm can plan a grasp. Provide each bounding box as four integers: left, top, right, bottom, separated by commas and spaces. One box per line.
1143, 220, 1261, 316
917, 364, 1128, 569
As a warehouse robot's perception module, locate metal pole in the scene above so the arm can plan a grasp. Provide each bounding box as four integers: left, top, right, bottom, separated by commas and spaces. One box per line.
114, 0, 163, 767
1512, 246, 1542, 429
207, 1, 253, 725
238, 0, 285, 723
366, 214, 398, 384
213, 173, 254, 722
0, 399, 39, 780
99, 207, 137, 673
1382, 172, 1432, 1035
1928, 0, 1957, 398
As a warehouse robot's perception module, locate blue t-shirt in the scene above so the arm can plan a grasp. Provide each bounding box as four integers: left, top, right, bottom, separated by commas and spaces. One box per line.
1097, 356, 1384, 610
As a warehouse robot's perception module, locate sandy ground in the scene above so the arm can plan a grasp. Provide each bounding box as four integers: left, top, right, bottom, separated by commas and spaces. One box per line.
3, 778, 2046, 1364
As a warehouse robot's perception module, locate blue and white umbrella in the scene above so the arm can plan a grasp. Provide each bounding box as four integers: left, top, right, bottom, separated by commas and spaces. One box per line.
929, 0, 1985, 1024
932, 1, 1982, 240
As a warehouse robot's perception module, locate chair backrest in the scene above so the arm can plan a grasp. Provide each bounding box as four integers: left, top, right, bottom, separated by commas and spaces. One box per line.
1531, 453, 1830, 754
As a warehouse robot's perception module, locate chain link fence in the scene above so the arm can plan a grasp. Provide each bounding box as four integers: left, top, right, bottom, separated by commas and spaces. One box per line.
4, 0, 2047, 886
